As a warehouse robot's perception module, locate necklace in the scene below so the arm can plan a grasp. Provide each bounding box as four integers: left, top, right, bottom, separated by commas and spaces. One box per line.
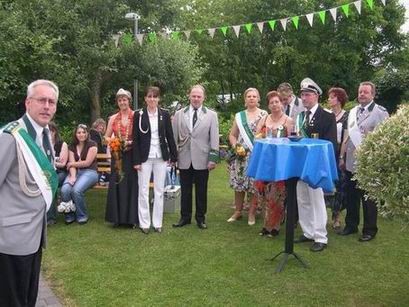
116, 111, 132, 141
270, 112, 285, 123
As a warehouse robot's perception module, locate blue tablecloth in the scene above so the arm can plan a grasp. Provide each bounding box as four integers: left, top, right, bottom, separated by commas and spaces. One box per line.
247, 138, 338, 193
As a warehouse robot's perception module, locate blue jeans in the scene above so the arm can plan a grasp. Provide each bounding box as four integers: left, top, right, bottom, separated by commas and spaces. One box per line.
61, 169, 98, 223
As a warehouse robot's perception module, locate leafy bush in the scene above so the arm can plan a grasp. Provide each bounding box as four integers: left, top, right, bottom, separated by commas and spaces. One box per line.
355, 104, 409, 222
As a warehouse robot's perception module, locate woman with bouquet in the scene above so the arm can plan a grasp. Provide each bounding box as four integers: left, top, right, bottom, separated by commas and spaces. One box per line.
133, 86, 177, 234
255, 91, 294, 237
105, 89, 138, 227
227, 88, 267, 225
61, 124, 99, 224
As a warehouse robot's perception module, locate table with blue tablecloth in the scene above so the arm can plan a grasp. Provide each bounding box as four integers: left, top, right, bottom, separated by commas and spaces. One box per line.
247, 137, 338, 272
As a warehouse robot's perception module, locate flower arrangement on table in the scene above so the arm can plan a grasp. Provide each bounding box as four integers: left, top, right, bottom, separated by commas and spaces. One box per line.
108, 136, 127, 182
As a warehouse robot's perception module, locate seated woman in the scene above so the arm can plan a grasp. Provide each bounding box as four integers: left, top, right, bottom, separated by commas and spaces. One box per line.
255, 91, 294, 237
47, 121, 68, 224
133, 86, 177, 234
61, 124, 99, 224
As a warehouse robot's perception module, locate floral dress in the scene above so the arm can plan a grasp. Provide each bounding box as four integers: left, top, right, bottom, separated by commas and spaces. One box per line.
228, 110, 267, 193
255, 119, 289, 231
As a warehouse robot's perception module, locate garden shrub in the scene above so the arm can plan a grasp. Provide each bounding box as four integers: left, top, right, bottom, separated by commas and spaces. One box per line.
355, 103, 409, 222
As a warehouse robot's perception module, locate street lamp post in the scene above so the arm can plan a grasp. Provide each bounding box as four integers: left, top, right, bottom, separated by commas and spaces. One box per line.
125, 12, 140, 110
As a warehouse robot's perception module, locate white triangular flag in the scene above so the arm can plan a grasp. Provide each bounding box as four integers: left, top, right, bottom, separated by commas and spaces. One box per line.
257, 22, 264, 33
233, 25, 240, 37
353, 1, 362, 14
112, 33, 120, 47
136, 34, 144, 45
305, 13, 314, 27
330, 8, 337, 21
208, 28, 216, 38
280, 18, 287, 31
184, 31, 191, 39
380, 0, 386, 5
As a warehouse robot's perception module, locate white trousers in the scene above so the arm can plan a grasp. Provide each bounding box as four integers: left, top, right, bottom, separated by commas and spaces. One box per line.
138, 158, 168, 228
296, 180, 328, 244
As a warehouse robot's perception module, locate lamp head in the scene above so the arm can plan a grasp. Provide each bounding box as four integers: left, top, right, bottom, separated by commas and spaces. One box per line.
125, 12, 140, 20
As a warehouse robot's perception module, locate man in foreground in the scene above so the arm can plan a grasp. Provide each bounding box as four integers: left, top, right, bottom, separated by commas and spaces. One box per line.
0, 80, 59, 306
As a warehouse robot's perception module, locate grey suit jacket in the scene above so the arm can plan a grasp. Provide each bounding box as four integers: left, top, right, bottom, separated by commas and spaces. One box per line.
172, 106, 219, 170
346, 103, 389, 172
0, 120, 47, 256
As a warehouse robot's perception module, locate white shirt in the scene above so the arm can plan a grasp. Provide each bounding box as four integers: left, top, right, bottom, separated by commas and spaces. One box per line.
26, 113, 49, 153
305, 103, 319, 123
147, 108, 162, 159
189, 105, 202, 131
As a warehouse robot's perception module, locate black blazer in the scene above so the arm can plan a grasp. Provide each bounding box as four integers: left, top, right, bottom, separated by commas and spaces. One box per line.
132, 107, 177, 165
303, 105, 337, 159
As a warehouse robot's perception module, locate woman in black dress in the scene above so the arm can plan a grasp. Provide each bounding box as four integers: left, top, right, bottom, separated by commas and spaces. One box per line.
104, 89, 138, 227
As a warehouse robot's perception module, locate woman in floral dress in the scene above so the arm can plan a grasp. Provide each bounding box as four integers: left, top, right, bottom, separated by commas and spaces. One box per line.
227, 88, 268, 225
105, 89, 138, 227
255, 91, 294, 237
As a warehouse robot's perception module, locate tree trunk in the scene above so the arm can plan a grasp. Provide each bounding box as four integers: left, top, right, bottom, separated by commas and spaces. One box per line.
89, 71, 102, 124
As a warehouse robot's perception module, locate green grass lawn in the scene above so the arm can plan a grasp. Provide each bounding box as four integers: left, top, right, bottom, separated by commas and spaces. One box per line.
43, 163, 409, 306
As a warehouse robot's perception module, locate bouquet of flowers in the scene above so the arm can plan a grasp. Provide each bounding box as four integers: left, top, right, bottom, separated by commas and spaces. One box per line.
108, 137, 127, 182
235, 144, 248, 161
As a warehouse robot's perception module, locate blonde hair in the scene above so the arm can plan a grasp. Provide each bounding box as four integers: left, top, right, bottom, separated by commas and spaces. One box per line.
243, 87, 260, 107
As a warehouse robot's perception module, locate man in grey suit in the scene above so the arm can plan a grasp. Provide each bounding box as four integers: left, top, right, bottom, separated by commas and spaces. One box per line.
0, 80, 58, 306
172, 85, 219, 229
277, 82, 304, 122
339, 81, 389, 242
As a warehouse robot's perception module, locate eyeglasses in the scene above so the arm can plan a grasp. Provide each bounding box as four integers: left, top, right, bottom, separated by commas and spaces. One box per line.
30, 96, 57, 106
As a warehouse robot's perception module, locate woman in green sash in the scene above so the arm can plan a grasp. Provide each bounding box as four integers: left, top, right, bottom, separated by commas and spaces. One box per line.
227, 88, 267, 225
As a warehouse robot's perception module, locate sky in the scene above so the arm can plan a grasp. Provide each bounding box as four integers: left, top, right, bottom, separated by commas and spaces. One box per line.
401, 0, 409, 32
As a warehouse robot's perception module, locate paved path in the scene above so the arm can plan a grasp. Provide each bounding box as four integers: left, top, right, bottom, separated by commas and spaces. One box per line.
36, 274, 62, 307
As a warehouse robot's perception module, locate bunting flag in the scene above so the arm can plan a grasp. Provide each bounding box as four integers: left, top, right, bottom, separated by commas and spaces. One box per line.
306, 13, 314, 27
136, 33, 144, 45
268, 20, 276, 31
280, 18, 288, 31
257, 22, 264, 33
292, 16, 300, 29
342, 4, 350, 17
233, 25, 241, 37
114, 0, 385, 46
112, 33, 120, 47
330, 7, 338, 21
319, 10, 326, 24
208, 28, 216, 38
354, 1, 362, 14
122, 33, 133, 46
245, 23, 253, 34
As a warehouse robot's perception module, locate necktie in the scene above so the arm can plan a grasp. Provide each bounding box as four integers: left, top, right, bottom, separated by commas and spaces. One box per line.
304, 110, 311, 128
357, 107, 365, 121
42, 128, 53, 162
192, 108, 198, 128
285, 105, 290, 116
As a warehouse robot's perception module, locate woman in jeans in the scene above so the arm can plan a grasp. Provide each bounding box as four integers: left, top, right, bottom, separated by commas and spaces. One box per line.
61, 124, 98, 224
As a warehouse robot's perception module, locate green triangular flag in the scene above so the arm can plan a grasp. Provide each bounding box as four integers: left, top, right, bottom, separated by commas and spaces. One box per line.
245, 23, 253, 34
291, 16, 300, 29
196, 29, 204, 35
318, 11, 326, 24
122, 33, 133, 45
268, 20, 276, 31
220, 26, 228, 36
171, 31, 180, 40
148, 32, 157, 43
366, 0, 374, 10
341, 4, 350, 17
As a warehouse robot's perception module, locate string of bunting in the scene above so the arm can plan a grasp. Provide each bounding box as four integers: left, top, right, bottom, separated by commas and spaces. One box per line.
114, 0, 386, 47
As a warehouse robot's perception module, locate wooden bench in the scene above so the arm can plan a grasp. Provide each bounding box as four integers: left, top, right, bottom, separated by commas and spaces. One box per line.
93, 153, 111, 189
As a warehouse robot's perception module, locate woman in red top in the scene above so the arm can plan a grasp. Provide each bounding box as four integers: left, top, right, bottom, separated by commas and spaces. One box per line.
104, 89, 138, 227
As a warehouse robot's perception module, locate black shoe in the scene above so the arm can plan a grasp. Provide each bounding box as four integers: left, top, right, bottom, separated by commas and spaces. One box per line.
268, 229, 279, 237
310, 242, 327, 252
294, 235, 314, 243
259, 228, 270, 236
65, 219, 75, 225
140, 228, 150, 234
154, 227, 162, 233
172, 219, 191, 228
359, 234, 375, 242
197, 222, 208, 230
339, 228, 358, 236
